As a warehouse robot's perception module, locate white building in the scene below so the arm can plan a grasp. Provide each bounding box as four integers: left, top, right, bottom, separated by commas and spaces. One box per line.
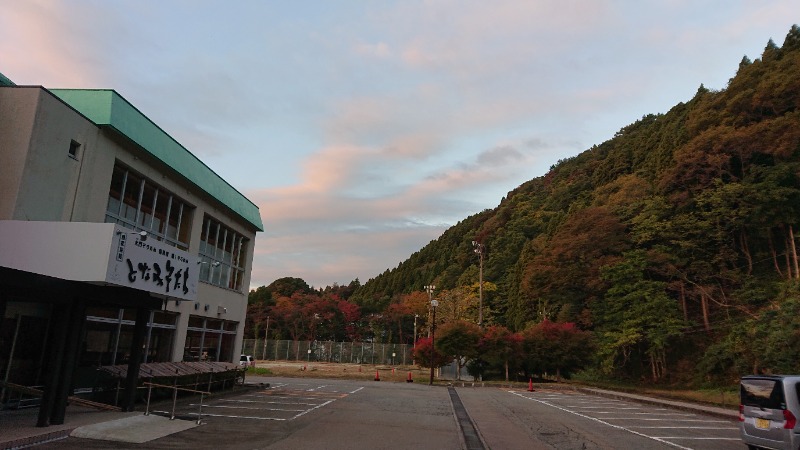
0, 73, 263, 425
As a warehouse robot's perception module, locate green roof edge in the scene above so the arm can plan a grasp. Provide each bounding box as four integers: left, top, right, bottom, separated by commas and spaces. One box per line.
50, 89, 264, 231
0, 72, 15, 86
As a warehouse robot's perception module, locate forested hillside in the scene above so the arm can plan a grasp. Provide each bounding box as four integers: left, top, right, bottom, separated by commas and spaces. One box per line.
346, 25, 800, 382
247, 26, 800, 384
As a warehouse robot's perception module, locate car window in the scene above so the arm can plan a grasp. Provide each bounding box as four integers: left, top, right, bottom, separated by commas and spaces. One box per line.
240, 355, 248, 361
796, 382, 800, 405
742, 378, 786, 409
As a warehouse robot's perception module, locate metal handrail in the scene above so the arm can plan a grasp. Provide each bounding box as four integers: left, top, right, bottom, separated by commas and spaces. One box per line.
143, 381, 211, 424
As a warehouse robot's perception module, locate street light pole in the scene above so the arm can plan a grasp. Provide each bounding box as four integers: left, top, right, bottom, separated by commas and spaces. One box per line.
413, 314, 418, 348
472, 241, 485, 326
429, 298, 438, 386
425, 285, 435, 337
412, 314, 419, 365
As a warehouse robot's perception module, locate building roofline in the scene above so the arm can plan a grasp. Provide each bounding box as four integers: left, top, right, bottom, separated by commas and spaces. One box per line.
48, 88, 263, 231
0, 72, 15, 86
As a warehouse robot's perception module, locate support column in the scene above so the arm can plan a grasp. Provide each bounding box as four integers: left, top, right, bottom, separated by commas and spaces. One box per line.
122, 306, 149, 412
51, 298, 86, 425
37, 303, 70, 427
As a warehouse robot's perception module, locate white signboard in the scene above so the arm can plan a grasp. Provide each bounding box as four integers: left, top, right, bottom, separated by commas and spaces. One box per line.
105, 226, 199, 301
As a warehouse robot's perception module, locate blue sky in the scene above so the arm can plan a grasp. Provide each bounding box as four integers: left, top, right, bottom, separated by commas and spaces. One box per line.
2, 1, 797, 289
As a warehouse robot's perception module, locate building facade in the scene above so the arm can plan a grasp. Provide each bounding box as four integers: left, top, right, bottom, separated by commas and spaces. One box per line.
0, 74, 263, 425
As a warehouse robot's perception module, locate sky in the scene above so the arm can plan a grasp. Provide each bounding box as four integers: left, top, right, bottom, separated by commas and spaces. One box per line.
1, 1, 797, 289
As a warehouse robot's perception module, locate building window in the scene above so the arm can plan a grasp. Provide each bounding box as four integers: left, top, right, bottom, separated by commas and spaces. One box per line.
80, 308, 178, 366
199, 215, 248, 291
105, 163, 193, 250
183, 316, 238, 363
68, 140, 81, 159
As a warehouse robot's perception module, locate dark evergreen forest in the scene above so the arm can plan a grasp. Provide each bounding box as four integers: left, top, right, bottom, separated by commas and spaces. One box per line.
249, 26, 800, 385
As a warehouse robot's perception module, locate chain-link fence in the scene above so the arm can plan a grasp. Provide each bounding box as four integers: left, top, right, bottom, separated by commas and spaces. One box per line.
240, 340, 414, 366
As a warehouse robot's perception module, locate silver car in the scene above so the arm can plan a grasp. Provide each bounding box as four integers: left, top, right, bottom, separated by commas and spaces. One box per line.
740, 375, 800, 450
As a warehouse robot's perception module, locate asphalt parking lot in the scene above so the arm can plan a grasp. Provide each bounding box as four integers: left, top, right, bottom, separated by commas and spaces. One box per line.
8, 377, 744, 450
168, 380, 363, 421
508, 389, 741, 450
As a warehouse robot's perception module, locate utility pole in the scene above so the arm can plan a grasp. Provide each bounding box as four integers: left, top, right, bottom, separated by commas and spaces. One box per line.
472, 241, 485, 326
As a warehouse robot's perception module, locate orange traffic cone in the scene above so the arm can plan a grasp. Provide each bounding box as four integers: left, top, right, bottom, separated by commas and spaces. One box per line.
406, 371, 414, 383
527, 377, 535, 392
374, 370, 381, 381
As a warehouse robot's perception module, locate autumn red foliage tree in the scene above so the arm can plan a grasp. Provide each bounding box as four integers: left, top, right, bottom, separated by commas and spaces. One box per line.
521, 320, 593, 380
479, 325, 523, 382
412, 337, 450, 369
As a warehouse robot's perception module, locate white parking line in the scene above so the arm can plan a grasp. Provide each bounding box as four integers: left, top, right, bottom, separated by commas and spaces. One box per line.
602, 418, 729, 422
198, 413, 288, 421
291, 400, 334, 420
510, 391, 694, 450
187, 384, 364, 422
199, 404, 306, 412
570, 406, 652, 410
220, 398, 323, 406
243, 394, 331, 401
590, 412, 697, 416
631, 426, 738, 430
651, 437, 742, 441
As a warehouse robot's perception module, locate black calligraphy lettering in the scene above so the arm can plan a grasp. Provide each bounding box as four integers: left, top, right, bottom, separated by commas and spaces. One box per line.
165, 260, 174, 293
137, 262, 151, 281
126, 259, 137, 282
152, 263, 163, 286
174, 268, 183, 292
182, 269, 189, 295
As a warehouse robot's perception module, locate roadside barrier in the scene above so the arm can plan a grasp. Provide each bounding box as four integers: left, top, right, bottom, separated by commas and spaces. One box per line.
143, 381, 210, 424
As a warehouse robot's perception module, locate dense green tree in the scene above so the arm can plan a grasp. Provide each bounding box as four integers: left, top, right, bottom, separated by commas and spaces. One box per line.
248, 285, 274, 305
435, 321, 482, 381
597, 250, 685, 381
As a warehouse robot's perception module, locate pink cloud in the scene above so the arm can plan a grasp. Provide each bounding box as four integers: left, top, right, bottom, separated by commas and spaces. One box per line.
0, 1, 110, 87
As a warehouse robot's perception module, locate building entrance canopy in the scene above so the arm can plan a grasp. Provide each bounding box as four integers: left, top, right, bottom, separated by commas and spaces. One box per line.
0, 221, 199, 301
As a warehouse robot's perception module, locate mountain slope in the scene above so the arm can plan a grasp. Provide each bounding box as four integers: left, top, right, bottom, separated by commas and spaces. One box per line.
351, 25, 800, 380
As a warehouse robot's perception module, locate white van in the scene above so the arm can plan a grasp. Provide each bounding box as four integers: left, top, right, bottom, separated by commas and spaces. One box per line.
239, 355, 255, 367
740, 375, 800, 450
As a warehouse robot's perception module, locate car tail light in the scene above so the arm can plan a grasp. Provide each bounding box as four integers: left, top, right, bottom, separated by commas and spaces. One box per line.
784, 409, 797, 429
739, 404, 744, 422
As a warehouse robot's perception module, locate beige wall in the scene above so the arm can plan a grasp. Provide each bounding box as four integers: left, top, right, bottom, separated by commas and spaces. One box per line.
0, 88, 40, 219
5, 88, 101, 221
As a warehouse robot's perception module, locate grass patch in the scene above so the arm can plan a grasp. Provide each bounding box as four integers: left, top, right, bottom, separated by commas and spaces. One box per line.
246, 366, 273, 376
